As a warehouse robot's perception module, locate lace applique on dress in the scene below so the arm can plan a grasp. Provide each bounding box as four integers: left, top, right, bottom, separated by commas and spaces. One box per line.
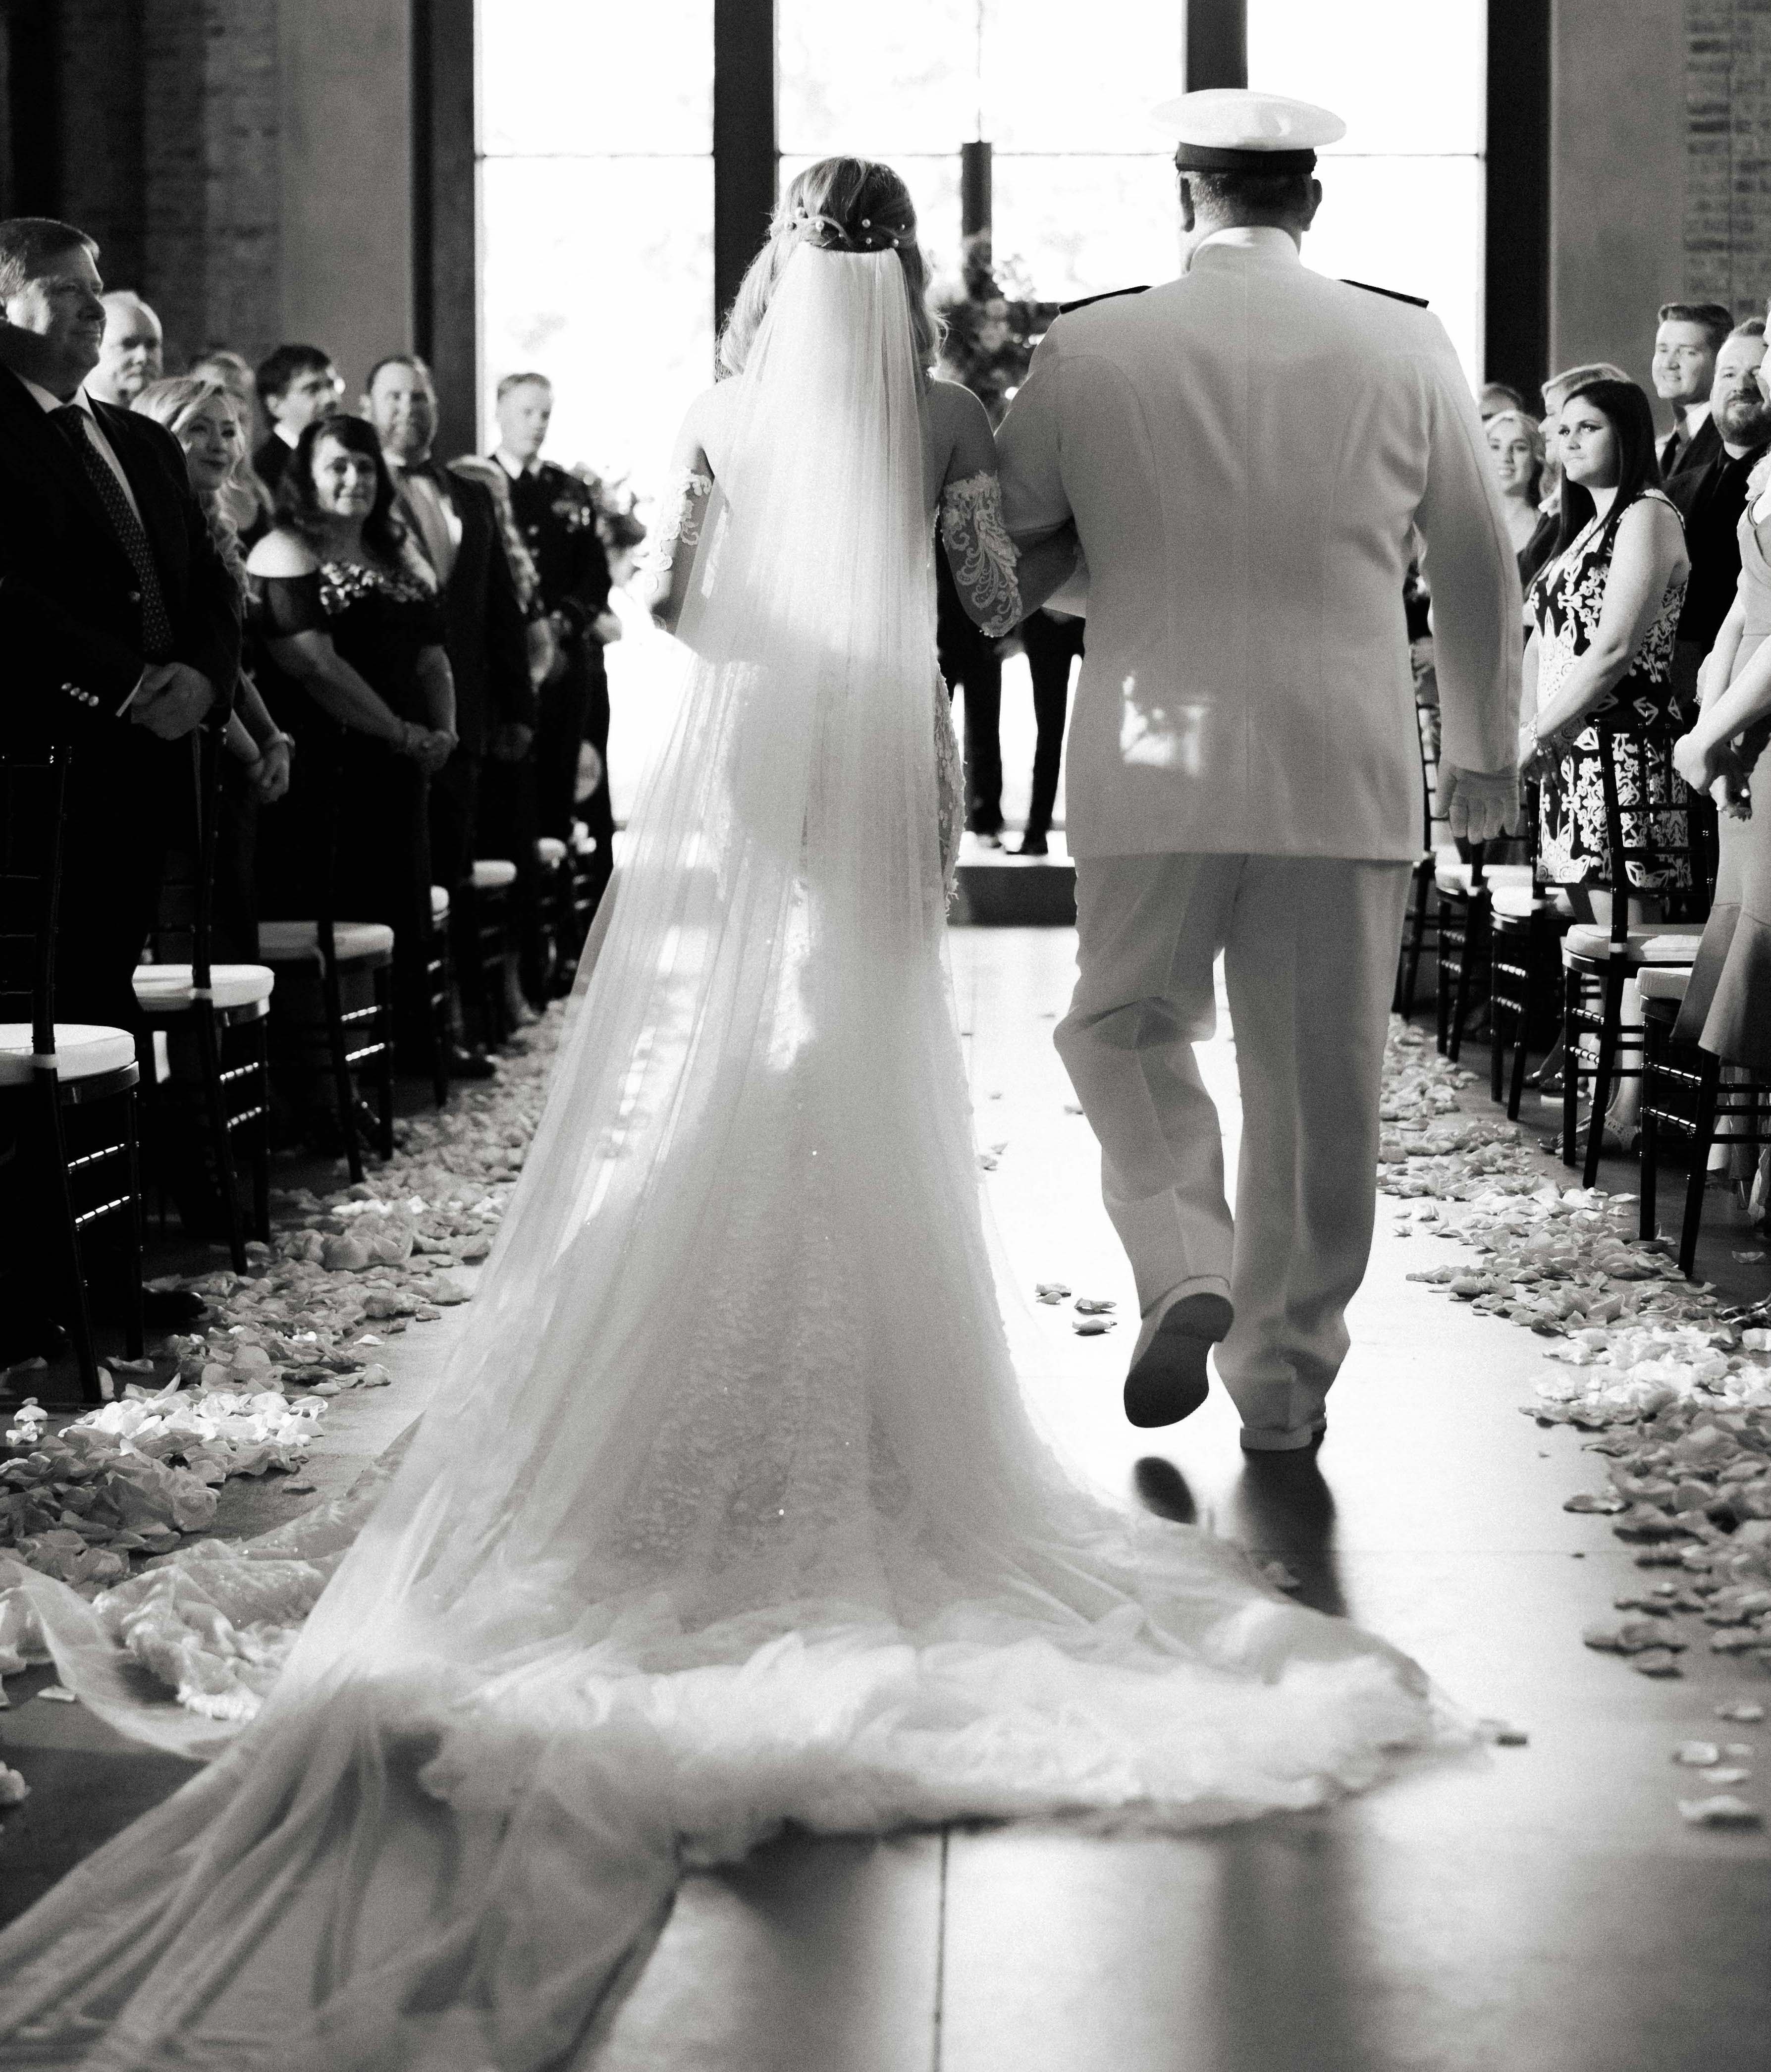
934, 673, 963, 903
939, 471, 1023, 638
644, 468, 715, 577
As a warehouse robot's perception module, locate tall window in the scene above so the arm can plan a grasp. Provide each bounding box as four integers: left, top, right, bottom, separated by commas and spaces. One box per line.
480, 2, 714, 485
779, 0, 1184, 299
1247, 0, 1488, 381
480, 0, 1490, 477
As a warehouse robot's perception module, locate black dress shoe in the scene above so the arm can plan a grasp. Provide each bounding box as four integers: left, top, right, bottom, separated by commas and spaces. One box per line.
446, 1044, 499, 1080
1124, 1291, 1234, 1429
1015, 831, 1050, 857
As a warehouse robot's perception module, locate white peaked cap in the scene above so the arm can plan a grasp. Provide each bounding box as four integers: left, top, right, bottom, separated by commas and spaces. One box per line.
1152, 88, 1346, 171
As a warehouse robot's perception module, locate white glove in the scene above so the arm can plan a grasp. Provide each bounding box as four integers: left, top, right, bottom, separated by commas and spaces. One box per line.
1437, 763, 1521, 845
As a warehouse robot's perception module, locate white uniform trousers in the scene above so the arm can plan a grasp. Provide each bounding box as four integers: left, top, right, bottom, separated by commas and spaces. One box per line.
1055, 853, 1411, 1449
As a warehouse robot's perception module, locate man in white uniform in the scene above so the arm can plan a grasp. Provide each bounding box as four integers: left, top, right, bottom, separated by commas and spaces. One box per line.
998, 89, 1521, 1451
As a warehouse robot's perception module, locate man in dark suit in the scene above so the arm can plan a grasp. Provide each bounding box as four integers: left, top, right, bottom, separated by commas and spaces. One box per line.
0, 216, 240, 1022
0, 216, 241, 1344
493, 373, 616, 911
1667, 322, 1771, 675
1652, 300, 1734, 481
252, 342, 342, 496
1666, 319, 1771, 914
366, 353, 535, 1067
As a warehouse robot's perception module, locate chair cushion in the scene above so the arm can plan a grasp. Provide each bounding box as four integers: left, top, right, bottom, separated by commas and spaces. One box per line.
133, 961, 276, 1013
1489, 885, 1547, 920
472, 858, 518, 892
258, 920, 396, 965
1434, 860, 1535, 897
1636, 965, 1693, 1002
1563, 923, 1705, 965
536, 835, 568, 868
0, 1023, 137, 1087
430, 884, 451, 923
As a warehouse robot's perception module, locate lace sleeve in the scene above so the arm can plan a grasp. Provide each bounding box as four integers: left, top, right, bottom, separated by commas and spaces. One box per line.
939, 471, 1023, 639
643, 468, 714, 579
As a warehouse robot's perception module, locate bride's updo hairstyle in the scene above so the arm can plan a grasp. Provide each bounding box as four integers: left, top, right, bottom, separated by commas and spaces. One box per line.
717, 156, 944, 379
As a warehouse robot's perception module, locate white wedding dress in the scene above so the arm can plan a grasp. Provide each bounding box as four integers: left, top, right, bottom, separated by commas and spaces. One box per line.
0, 249, 1447, 2070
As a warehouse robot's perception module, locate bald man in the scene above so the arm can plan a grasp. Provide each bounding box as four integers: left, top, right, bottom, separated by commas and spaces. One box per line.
86, 290, 162, 407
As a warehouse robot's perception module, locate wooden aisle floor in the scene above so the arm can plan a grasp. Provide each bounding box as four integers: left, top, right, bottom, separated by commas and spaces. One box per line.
3, 927, 1768, 2071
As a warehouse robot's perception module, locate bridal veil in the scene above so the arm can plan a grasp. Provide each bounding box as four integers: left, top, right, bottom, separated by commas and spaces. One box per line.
0, 249, 1445, 2071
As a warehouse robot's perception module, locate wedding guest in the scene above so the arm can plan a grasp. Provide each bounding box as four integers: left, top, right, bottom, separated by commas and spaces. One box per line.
367, 353, 533, 1069
192, 346, 276, 541
1652, 300, 1734, 480
1666, 322, 1771, 687
1016, 604, 1083, 855
0, 214, 238, 1346
1521, 378, 1691, 1150
1532, 362, 1633, 566
0, 217, 239, 1017
133, 374, 292, 959
253, 342, 342, 496
1479, 380, 1527, 420
450, 450, 556, 690
1671, 444, 1771, 1083
1664, 323, 1771, 898
1485, 408, 1548, 571
85, 290, 161, 407
493, 372, 615, 906
247, 414, 455, 1057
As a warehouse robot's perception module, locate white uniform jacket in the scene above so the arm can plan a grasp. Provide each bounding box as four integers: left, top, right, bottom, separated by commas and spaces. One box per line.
997, 227, 1521, 861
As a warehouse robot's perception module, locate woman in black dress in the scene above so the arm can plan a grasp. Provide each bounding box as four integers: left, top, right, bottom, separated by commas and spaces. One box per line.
246, 415, 456, 1054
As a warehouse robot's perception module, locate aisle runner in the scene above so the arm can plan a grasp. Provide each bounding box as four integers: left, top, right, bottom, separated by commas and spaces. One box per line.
2, 1011, 1764, 1823
1380, 1023, 1770, 1822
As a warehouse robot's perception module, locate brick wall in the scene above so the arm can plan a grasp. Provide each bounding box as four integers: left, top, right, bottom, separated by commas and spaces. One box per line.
1685, 0, 1771, 317
57, 0, 146, 293
48, 0, 283, 374
141, 0, 280, 370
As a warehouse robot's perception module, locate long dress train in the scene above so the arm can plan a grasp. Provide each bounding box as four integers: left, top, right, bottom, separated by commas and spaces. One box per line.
0, 248, 1449, 2070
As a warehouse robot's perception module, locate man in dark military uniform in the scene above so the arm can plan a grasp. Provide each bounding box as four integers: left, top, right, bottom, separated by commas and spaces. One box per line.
492, 372, 616, 912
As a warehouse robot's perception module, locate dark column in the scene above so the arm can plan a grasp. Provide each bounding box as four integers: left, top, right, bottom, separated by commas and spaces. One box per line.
962, 138, 992, 238
413, 0, 480, 460
0, 0, 61, 216
713, 0, 776, 334
1186, 0, 1246, 91
1485, 0, 1550, 401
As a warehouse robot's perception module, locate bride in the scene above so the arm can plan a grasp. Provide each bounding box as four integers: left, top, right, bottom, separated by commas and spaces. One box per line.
0, 159, 1446, 2068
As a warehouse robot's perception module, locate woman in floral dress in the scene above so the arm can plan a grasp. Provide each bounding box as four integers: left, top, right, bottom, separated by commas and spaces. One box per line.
1521, 378, 1692, 1142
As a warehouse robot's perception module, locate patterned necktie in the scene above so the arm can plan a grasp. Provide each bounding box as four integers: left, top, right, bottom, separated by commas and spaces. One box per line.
54, 404, 174, 659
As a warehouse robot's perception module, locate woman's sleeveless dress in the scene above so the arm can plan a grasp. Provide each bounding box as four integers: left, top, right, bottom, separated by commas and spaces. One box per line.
1672, 494, 1771, 1070
1530, 490, 1692, 891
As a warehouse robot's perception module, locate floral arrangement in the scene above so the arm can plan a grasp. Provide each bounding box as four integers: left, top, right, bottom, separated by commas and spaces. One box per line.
931, 235, 1044, 427
572, 467, 648, 555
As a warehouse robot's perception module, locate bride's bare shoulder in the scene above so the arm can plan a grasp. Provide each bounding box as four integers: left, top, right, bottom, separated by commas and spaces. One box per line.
668, 383, 733, 473
925, 378, 989, 435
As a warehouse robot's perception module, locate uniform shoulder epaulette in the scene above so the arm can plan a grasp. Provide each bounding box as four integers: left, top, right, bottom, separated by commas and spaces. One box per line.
1057, 285, 1151, 317
1341, 278, 1429, 309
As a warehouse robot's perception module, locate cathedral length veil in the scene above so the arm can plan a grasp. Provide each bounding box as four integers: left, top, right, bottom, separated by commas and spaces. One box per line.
0, 248, 1448, 2071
